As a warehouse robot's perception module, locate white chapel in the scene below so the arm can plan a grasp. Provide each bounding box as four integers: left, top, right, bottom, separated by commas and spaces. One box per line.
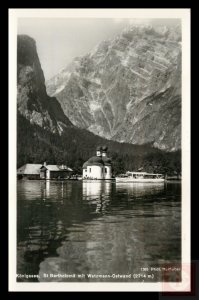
82, 146, 112, 180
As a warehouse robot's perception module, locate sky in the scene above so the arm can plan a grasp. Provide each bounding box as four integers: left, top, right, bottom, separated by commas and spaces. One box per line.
18, 18, 180, 80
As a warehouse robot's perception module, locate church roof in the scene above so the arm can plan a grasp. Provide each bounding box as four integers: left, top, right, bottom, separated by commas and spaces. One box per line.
82, 155, 112, 168
102, 145, 108, 151
102, 156, 111, 164
88, 156, 104, 164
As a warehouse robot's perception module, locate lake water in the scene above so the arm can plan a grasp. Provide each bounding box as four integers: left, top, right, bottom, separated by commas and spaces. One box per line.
17, 180, 181, 282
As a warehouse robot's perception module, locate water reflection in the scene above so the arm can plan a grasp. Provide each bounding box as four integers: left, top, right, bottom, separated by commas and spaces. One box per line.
45, 180, 50, 199
116, 182, 165, 196
83, 181, 112, 199
83, 181, 112, 213
18, 180, 67, 202
17, 180, 181, 282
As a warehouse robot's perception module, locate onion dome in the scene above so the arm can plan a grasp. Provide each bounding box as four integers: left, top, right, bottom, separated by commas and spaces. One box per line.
96, 146, 102, 151
102, 145, 108, 151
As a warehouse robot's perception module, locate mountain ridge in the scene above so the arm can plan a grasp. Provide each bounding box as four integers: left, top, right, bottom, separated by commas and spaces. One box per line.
17, 34, 181, 175
17, 34, 73, 135
46, 24, 181, 151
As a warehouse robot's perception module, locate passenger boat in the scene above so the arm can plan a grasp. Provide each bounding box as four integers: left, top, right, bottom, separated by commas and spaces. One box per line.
115, 171, 165, 183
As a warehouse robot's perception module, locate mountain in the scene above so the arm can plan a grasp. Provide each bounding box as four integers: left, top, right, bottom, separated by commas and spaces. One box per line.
17, 35, 73, 135
17, 112, 181, 175
17, 34, 181, 175
46, 24, 181, 151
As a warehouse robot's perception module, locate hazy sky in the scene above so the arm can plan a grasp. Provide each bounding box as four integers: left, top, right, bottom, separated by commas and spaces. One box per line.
18, 18, 180, 80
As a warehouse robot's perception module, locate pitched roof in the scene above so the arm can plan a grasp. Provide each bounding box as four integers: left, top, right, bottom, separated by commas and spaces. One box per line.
46, 165, 73, 171
17, 164, 42, 175
45, 165, 60, 171
65, 167, 73, 172
17, 164, 73, 174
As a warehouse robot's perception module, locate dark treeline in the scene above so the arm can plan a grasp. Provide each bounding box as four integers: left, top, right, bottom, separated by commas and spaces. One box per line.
17, 113, 181, 176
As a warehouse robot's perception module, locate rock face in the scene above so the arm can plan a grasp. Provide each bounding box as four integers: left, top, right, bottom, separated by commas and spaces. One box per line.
46, 24, 181, 151
17, 35, 72, 134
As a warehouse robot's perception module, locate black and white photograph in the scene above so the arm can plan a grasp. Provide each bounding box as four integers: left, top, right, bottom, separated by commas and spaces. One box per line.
9, 9, 190, 292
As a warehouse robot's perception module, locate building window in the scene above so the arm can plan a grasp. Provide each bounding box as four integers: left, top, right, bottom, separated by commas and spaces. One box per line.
89, 168, 91, 173
105, 167, 107, 173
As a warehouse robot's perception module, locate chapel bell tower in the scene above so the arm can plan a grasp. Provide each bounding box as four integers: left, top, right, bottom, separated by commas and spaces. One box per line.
96, 146, 102, 157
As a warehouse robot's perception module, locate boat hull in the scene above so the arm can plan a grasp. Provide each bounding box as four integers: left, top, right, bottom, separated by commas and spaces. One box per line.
83, 179, 115, 183
115, 178, 165, 183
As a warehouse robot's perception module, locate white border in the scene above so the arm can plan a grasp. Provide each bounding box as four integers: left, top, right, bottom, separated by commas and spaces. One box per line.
9, 8, 191, 292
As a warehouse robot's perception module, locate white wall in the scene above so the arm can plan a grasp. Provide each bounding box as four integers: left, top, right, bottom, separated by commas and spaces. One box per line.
83, 165, 102, 179
83, 165, 112, 179
104, 166, 112, 179
91, 165, 102, 179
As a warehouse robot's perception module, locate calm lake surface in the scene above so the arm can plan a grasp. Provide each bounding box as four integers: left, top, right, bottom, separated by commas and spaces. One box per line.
17, 180, 181, 282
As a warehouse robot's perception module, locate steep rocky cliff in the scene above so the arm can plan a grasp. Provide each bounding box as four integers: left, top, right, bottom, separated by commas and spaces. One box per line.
16, 34, 181, 175
47, 24, 181, 151
17, 35, 72, 134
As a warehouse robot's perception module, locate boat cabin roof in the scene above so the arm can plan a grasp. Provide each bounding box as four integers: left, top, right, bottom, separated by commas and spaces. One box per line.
126, 171, 163, 175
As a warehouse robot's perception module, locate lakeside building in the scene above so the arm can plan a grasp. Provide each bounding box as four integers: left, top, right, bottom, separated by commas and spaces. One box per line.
82, 146, 112, 180
17, 162, 73, 180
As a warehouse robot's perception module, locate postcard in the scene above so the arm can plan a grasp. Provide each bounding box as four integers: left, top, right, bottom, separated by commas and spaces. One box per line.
9, 8, 190, 292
